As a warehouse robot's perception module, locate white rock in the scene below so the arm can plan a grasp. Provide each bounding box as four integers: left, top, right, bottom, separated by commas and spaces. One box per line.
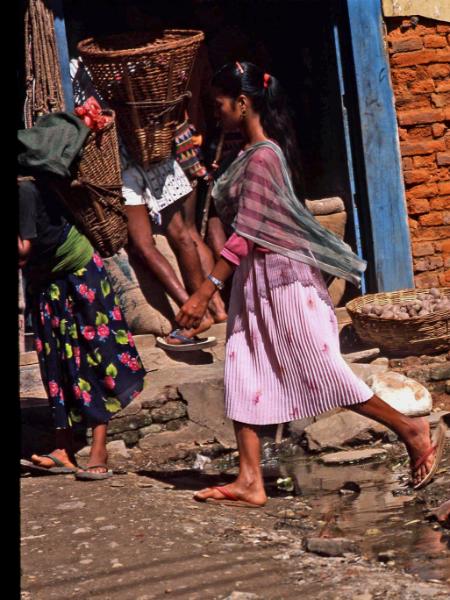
106, 440, 130, 459
366, 371, 432, 416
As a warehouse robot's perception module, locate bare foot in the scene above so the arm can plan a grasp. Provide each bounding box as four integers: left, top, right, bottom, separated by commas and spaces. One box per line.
83, 448, 109, 474
31, 449, 77, 470
193, 480, 267, 506
165, 313, 214, 346
208, 293, 227, 323
404, 417, 436, 487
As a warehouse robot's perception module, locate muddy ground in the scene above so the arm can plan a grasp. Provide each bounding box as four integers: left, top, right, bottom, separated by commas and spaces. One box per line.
21, 437, 450, 600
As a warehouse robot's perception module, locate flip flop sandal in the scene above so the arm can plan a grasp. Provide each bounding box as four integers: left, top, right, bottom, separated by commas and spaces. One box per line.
193, 486, 265, 508
20, 454, 78, 475
156, 329, 217, 352
413, 418, 448, 490
75, 464, 113, 481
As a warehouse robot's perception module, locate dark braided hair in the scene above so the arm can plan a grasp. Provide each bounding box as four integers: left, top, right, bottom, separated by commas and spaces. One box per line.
212, 61, 305, 198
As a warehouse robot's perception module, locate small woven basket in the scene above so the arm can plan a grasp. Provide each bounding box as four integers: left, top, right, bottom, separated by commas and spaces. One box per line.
63, 109, 127, 257
78, 29, 204, 167
346, 288, 450, 356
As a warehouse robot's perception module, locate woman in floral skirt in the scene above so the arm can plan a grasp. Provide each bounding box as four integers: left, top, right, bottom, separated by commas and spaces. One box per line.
19, 176, 146, 480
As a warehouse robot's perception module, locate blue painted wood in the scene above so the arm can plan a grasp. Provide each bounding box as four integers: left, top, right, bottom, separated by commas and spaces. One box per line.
333, 22, 367, 294
346, 0, 414, 292
48, 0, 73, 112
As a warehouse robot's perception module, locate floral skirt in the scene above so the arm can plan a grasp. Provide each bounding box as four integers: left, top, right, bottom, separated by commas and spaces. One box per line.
28, 252, 146, 429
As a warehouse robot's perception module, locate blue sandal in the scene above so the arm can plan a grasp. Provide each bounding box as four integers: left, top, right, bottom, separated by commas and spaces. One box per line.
156, 329, 217, 352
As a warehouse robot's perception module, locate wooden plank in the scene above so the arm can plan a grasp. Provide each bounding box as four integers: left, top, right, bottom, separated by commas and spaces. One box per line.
346, 0, 414, 292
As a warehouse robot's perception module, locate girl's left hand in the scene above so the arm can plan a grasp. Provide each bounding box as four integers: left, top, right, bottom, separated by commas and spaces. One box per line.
176, 291, 209, 329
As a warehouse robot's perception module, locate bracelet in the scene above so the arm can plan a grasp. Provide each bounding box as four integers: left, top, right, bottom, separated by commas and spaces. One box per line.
207, 274, 225, 291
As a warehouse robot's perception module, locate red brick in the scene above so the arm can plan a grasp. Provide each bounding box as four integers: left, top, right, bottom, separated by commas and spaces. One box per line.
390, 37, 423, 53
441, 240, 450, 253
446, 136, 450, 150
430, 196, 450, 211
412, 241, 435, 257
404, 125, 433, 139
391, 49, 450, 67
445, 256, 450, 268
438, 182, 450, 195
394, 94, 431, 111
398, 108, 445, 126
400, 139, 446, 156
409, 79, 435, 94
407, 183, 438, 198
413, 155, 436, 168
427, 64, 450, 79
415, 272, 440, 288
437, 153, 450, 166
414, 257, 430, 272
392, 67, 423, 85
408, 217, 419, 230
403, 169, 430, 185
438, 271, 450, 286
423, 35, 447, 49
436, 80, 450, 93
412, 226, 450, 241
437, 25, 450, 34
435, 168, 450, 182
407, 198, 430, 214
432, 123, 447, 138
431, 92, 450, 108
429, 256, 445, 270
402, 157, 414, 170
419, 211, 445, 226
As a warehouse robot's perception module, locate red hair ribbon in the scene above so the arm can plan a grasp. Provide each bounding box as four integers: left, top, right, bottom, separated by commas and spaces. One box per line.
263, 73, 271, 88
235, 61, 244, 74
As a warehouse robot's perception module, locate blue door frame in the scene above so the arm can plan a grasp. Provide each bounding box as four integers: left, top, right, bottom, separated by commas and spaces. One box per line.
345, 0, 414, 291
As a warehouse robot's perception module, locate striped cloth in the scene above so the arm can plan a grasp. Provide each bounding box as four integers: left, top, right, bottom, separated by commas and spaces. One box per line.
224, 250, 373, 425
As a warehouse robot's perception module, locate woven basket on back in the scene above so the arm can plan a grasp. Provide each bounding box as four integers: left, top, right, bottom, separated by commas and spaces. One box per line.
77, 30, 204, 167
346, 288, 450, 356
60, 109, 127, 258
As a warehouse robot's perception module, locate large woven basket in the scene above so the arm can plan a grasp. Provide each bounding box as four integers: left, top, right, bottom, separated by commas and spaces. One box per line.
60, 109, 127, 257
77, 30, 204, 167
346, 288, 450, 356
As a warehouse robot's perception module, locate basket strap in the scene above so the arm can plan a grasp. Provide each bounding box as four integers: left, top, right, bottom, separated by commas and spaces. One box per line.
72, 179, 127, 217
123, 91, 192, 118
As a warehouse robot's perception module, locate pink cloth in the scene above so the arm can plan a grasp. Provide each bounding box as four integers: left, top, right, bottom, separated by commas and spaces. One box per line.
225, 252, 373, 425
222, 146, 373, 426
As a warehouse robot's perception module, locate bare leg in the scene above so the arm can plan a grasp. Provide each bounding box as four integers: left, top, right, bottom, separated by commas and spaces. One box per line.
126, 205, 190, 307
351, 394, 435, 486
183, 189, 227, 322
31, 427, 77, 469
194, 421, 267, 505
84, 424, 109, 474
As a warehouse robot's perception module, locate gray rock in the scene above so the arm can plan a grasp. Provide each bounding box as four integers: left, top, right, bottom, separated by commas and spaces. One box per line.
56, 501, 86, 511
430, 364, 450, 381
223, 593, 260, 600
370, 357, 390, 367
106, 440, 130, 459
349, 362, 389, 382
150, 401, 187, 423
343, 348, 380, 363
288, 417, 315, 439
109, 430, 140, 446
107, 413, 152, 435
180, 378, 236, 448
139, 424, 163, 436
320, 448, 387, 465
165, 418, 184, 431
138, 422, 214, 452
304, 411, 387, 451
75, 446, 91, 458
304, 537, 359, 556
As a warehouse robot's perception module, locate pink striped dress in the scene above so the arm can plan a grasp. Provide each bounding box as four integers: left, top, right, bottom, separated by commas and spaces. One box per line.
220, 146, 373, 425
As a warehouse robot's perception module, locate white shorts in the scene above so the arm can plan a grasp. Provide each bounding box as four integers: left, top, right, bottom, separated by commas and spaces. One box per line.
122, 157, 192, 218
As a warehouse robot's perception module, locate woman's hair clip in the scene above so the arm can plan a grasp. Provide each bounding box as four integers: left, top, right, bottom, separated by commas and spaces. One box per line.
235, 61, 244, 74
263, 73, 271, 89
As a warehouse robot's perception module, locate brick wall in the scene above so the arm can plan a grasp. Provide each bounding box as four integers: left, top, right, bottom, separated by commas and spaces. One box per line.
385, 16, 450, 288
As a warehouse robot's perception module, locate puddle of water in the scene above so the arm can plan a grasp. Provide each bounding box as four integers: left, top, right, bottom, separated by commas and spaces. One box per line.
267, 455, 450, 582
